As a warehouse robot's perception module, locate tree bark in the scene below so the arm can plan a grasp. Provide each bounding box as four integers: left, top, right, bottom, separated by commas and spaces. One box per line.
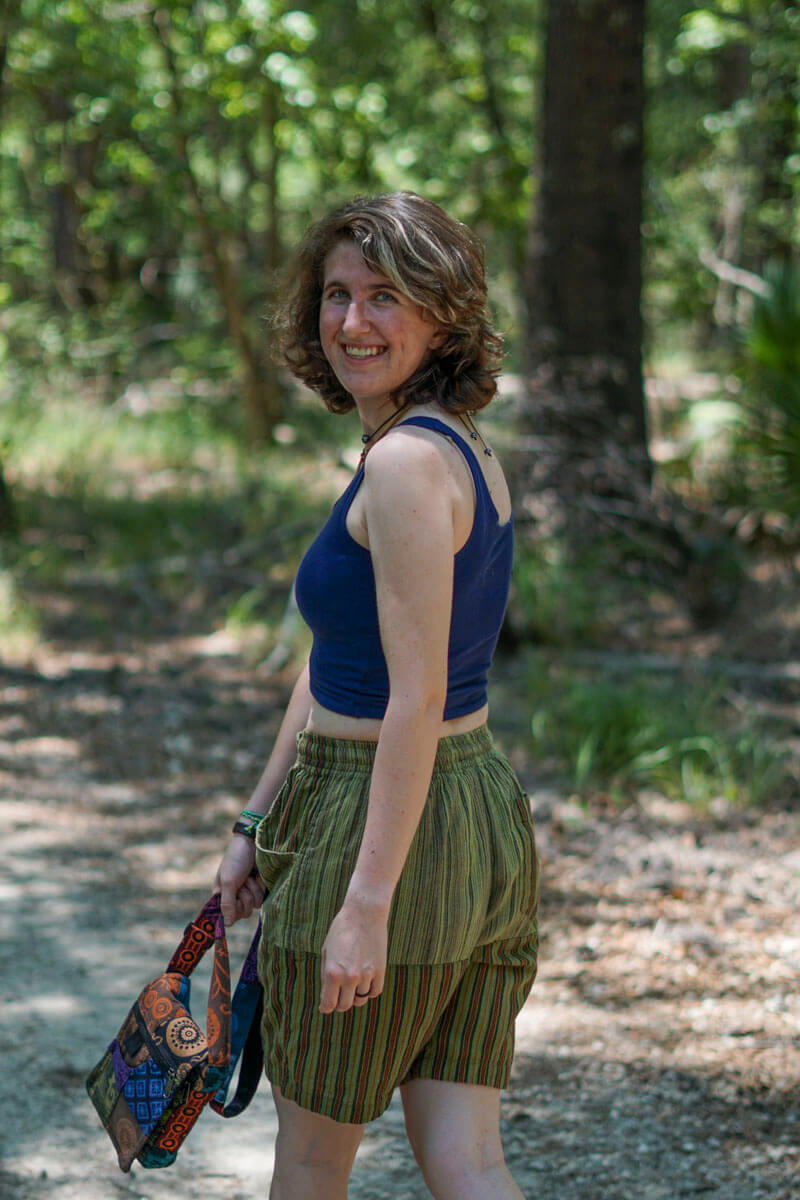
508, 1, 741, 634
0, 459, 17, 535
0, 21, 17, 533
263, 81, 281, 284
525, 0, 648, 463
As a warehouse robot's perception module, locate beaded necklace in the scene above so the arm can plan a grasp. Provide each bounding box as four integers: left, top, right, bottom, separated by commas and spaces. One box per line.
457, 411, 493, 456
358, 401, 414, 466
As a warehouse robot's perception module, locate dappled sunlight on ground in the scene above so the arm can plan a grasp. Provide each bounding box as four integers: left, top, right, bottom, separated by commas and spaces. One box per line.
1, 624, 799, 1198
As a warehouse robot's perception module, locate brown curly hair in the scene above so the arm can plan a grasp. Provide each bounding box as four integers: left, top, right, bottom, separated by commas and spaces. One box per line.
277, 192, 503, 414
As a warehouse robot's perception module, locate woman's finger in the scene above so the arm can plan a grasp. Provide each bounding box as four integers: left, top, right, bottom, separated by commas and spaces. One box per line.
319, 965, 372, 1013
244, 876, 265, 908
219, 883, 238, 927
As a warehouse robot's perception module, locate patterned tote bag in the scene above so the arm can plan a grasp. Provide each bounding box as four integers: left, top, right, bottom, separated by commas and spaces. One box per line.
85, 894, 262, 1172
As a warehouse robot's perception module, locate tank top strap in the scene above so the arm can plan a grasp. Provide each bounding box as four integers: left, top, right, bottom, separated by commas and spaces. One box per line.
398, 415, 491, 508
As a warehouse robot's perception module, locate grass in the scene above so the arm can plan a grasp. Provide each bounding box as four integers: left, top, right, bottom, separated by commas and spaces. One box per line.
0, 570, 40, 661
528, 654, 790, 808
0, 382, 337, 658
511, 545, 626, 649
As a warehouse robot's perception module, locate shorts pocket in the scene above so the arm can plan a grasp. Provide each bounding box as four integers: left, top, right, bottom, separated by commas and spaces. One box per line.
256, 761, 372, 953
481, 793, 539, 945
254, 843, 297, 893
254, 768, 311, 926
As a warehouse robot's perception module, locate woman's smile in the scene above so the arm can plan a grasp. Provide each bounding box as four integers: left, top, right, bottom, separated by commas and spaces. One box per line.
341, 344, 387, 360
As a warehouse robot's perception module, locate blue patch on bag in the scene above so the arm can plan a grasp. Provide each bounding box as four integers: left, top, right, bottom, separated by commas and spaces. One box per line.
122, 1057, 168, 1134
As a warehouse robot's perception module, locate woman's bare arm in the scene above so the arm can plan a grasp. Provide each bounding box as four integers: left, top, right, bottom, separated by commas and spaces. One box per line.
319, 432, 457, 1012
215, 659, 312, 925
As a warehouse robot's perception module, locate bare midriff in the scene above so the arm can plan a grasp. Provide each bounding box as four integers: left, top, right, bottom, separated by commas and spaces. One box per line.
305, 698, 490, 742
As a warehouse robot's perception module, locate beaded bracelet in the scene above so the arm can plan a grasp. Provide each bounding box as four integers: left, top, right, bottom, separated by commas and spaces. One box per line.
231, 808, 264, 839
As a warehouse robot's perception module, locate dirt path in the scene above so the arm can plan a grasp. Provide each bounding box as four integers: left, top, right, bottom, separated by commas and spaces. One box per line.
1, 637, 799, 1200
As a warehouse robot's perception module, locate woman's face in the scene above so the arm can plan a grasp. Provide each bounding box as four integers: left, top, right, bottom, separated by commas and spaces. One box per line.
319, 240, 444, 416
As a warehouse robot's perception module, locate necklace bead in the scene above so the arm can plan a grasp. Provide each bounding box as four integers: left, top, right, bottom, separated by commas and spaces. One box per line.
457, 411, 492, 457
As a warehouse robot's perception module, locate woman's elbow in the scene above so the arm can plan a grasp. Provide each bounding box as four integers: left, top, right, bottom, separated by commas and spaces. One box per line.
386, 684, 447, 723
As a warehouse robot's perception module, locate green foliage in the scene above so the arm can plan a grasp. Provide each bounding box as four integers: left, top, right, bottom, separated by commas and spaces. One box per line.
0, 0, 539, 410
736, 259, 800, 515
644, 0, 800, 342
1, 0, 799, 520
1, 0, 797, 428
528, 656, 789, 806
512, 546, 622, 648
748, 261, 800, 377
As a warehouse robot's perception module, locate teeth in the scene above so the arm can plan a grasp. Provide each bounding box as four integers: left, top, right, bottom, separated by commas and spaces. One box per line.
344, 346, 384, 358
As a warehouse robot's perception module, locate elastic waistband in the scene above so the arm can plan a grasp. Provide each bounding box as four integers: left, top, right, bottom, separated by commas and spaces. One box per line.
294, 724, 494, 775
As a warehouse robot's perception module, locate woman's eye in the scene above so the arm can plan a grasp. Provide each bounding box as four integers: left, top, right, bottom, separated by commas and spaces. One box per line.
374, 291, 397, 303
326, 287, 348, 301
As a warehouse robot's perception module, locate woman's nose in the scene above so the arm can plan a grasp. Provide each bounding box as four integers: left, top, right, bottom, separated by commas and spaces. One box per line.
342, 300, 370, 334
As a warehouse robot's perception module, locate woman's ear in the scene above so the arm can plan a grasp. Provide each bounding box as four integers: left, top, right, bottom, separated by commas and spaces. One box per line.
428, 327, 448, 350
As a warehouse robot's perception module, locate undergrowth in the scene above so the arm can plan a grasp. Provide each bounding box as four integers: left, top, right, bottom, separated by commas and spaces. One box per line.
1, 382, 796, 811
528, 655, 790, 808
0, 384, 335, 659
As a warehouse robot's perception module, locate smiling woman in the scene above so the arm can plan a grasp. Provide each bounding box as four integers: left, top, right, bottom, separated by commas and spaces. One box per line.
214, 192, 537, 1200
279, 190, 503, 415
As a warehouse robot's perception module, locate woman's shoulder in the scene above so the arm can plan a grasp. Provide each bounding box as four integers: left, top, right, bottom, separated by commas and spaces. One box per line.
360, 425, 458, 538
363, 420, 454, 482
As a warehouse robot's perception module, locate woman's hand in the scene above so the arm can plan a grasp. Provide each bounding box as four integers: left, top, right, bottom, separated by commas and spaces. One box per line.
214, 836, 265, 927
319, 897, 389, 1014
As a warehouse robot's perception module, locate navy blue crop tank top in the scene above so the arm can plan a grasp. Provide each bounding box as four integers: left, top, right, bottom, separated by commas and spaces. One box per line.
293, 415, 513, 719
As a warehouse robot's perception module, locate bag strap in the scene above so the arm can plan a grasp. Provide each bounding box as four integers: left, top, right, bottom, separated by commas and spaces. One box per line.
209, 923, 263, 1117
164, 894, 264, 1114
167, 893, 225, 976
166, 894, 231, 1070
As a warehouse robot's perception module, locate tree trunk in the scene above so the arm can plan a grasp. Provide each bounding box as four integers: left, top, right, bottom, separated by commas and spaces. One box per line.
263, 81, 281, 284
0, 459, 17, 535
525, 0, 647, 463
513, 0, 725, 632
710, 42, 750, 331
0, 25, 18, 534
152, 7, 281, 442
510, 0, 743, 634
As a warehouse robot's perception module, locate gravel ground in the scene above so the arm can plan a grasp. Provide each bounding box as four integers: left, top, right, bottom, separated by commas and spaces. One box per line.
1, 642, 798, 1199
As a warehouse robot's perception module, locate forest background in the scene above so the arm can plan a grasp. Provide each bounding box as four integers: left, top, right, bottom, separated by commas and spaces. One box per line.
1, 0, 800, 810
1, 4, 800, 1197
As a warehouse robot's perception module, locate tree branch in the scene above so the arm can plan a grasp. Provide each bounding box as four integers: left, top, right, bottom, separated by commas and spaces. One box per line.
420, 0, 510, 151
699, 248, 771, 299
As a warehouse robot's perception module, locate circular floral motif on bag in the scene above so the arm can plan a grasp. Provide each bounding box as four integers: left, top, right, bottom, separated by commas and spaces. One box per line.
151, 995, 174, 1021
165, 1016, 204, 1056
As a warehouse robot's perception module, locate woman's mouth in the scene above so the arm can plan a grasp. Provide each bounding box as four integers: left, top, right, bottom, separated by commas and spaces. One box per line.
342, 345, 387, 360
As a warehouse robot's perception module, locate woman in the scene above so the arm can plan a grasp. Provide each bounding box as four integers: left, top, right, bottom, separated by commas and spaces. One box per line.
214, 192, 538, 1200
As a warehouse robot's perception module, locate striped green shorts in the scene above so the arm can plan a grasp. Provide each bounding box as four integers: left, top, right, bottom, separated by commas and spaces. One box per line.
255, 725, 539, 1124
